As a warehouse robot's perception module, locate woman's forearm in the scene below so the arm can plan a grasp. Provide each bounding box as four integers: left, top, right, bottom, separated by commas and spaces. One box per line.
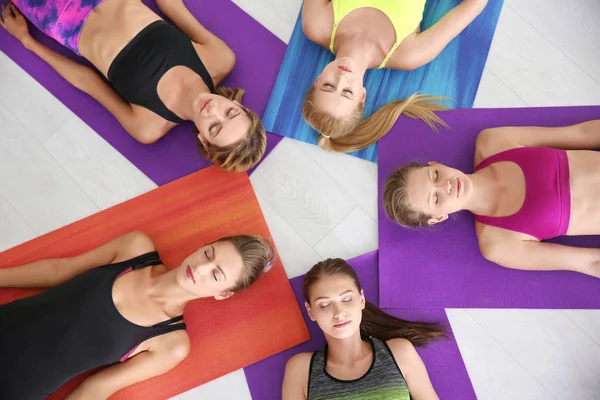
0, 258, 70, 288
22, 36, 97, 93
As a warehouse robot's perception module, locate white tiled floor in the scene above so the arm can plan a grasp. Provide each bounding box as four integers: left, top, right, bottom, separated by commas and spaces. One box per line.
1, 0, 599, 399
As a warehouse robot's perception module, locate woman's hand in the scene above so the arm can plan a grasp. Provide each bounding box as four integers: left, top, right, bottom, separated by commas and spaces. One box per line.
0, 2, 32, 45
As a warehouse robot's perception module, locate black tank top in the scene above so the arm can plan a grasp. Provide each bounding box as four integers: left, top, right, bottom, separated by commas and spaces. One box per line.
107, 20, 215, 123
0, 252, 186, 400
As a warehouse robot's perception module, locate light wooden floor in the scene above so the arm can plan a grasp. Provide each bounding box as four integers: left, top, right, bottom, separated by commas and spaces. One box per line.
1, 0, 599, 399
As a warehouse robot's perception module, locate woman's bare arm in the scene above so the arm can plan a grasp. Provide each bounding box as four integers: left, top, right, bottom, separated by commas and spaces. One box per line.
474, 121, 600, 163
282, 353, 311, 400
301, 0, 333, 46
65, 331, 189, 400
0, 232, 155, 288
477, 224, 600, 277
390, 0, 488, 70
388, 338, 439, 400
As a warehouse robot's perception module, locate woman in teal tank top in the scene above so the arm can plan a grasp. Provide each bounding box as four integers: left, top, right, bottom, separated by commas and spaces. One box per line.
301, 0, 488, 154
282, 258, 446, 399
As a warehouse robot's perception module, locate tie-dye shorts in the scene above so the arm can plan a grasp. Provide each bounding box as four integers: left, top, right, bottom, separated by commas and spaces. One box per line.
13, 0, 105, 54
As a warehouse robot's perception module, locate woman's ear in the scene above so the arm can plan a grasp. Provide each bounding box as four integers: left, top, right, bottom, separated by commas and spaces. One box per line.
214, 290, 234, 300
197, 133, 208, 151
360, 289, 366, 310
360, 87, 367, 106
427, 215, 449, 225
305, 301, 316, 321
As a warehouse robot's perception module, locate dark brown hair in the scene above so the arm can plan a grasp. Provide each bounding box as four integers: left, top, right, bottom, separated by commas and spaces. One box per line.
196, 87, 266, 173
216, 235, 275, 292
383, 163, 433, 227
303, 258, 446, 345
303, 91, 449, 153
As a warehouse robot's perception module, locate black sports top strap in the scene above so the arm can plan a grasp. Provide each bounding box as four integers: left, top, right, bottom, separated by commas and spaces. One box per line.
130, 251, 163, 270
107, 21, 215, 123
152, 315, 184, 328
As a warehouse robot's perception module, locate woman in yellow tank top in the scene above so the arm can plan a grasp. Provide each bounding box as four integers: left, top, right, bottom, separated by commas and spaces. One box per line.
302, 0, 489, 153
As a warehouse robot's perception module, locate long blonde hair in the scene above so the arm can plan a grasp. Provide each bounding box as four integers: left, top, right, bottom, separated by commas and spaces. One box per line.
196, 87, 266, 173
303, 90, 449, 153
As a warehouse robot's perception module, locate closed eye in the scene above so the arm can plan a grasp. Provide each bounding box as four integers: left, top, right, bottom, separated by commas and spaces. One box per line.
435, 170, 439, 182
434, 193, 439, 205
321, 83, 334, 92
227, 108, 240, 119
319, 303, 330, 309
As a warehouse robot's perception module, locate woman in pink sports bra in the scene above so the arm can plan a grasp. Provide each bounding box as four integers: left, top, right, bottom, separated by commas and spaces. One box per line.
382, 119, 600, 278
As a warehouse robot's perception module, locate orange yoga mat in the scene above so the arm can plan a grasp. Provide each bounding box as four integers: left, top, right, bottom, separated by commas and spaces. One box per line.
0, 167, 310, 400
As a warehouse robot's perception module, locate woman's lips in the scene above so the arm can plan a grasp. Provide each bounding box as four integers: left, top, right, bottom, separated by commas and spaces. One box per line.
456, 178, 461, 197
200, 99, 211, 111
333, 320, 351, 328
338, 65, 352, 73
186, 266, 196, 284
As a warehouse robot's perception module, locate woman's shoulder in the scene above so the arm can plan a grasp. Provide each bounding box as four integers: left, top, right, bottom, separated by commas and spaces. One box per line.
113, 231, 158, 263
385, 338, 415, 359
302, 1, 334, 47
286, 352, 314, 371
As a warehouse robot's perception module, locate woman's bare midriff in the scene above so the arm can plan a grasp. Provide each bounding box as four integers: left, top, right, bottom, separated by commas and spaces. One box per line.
78, 0, 162, 77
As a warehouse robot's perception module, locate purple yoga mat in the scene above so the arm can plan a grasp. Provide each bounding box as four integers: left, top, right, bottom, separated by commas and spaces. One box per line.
378, 106, 600, 309
0, 0, 284, 184
244, 251, 476, 400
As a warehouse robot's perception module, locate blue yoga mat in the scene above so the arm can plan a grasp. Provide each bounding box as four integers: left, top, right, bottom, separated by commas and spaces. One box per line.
263, 0, 504, 162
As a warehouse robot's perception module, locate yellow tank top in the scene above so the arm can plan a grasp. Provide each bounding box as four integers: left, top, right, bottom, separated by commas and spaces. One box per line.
329, 0, 426, 69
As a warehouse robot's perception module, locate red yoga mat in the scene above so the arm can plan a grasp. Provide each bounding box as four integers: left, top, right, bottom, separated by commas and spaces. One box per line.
0, 167, 310, 399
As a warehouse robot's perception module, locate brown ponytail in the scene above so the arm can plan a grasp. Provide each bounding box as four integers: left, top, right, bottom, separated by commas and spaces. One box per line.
303, 258, 446, 345
195, 87, 267, 173
303, 91, 449, 153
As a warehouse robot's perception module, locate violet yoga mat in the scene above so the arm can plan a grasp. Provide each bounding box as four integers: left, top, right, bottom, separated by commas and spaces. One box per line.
378, 106, 600, 309
0, 0, 283, 184
244, 251, 476, 400
262, 0, 504, 162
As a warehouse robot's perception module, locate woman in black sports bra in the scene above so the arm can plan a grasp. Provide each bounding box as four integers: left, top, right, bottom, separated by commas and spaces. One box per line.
0, 0, 266, 172
0, 231, 274, 399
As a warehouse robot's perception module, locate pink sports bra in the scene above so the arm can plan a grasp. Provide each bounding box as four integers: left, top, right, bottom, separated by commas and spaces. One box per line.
474, 147, 571, 240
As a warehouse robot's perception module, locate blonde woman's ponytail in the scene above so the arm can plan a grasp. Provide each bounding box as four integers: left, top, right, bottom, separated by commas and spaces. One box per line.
304, 91, 449, 154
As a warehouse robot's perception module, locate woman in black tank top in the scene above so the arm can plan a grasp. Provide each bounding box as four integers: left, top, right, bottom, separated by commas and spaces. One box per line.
282, 259, 446, 400
1, 0, 267, 172
0, 231, 274, 399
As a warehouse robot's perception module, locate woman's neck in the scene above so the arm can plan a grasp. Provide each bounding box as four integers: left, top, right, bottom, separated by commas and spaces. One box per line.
325, 330, 372, 367
160, 69, 210, 121
335, 36, 380, 71
464, 167, 503, 215
146, 267, 197, 315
